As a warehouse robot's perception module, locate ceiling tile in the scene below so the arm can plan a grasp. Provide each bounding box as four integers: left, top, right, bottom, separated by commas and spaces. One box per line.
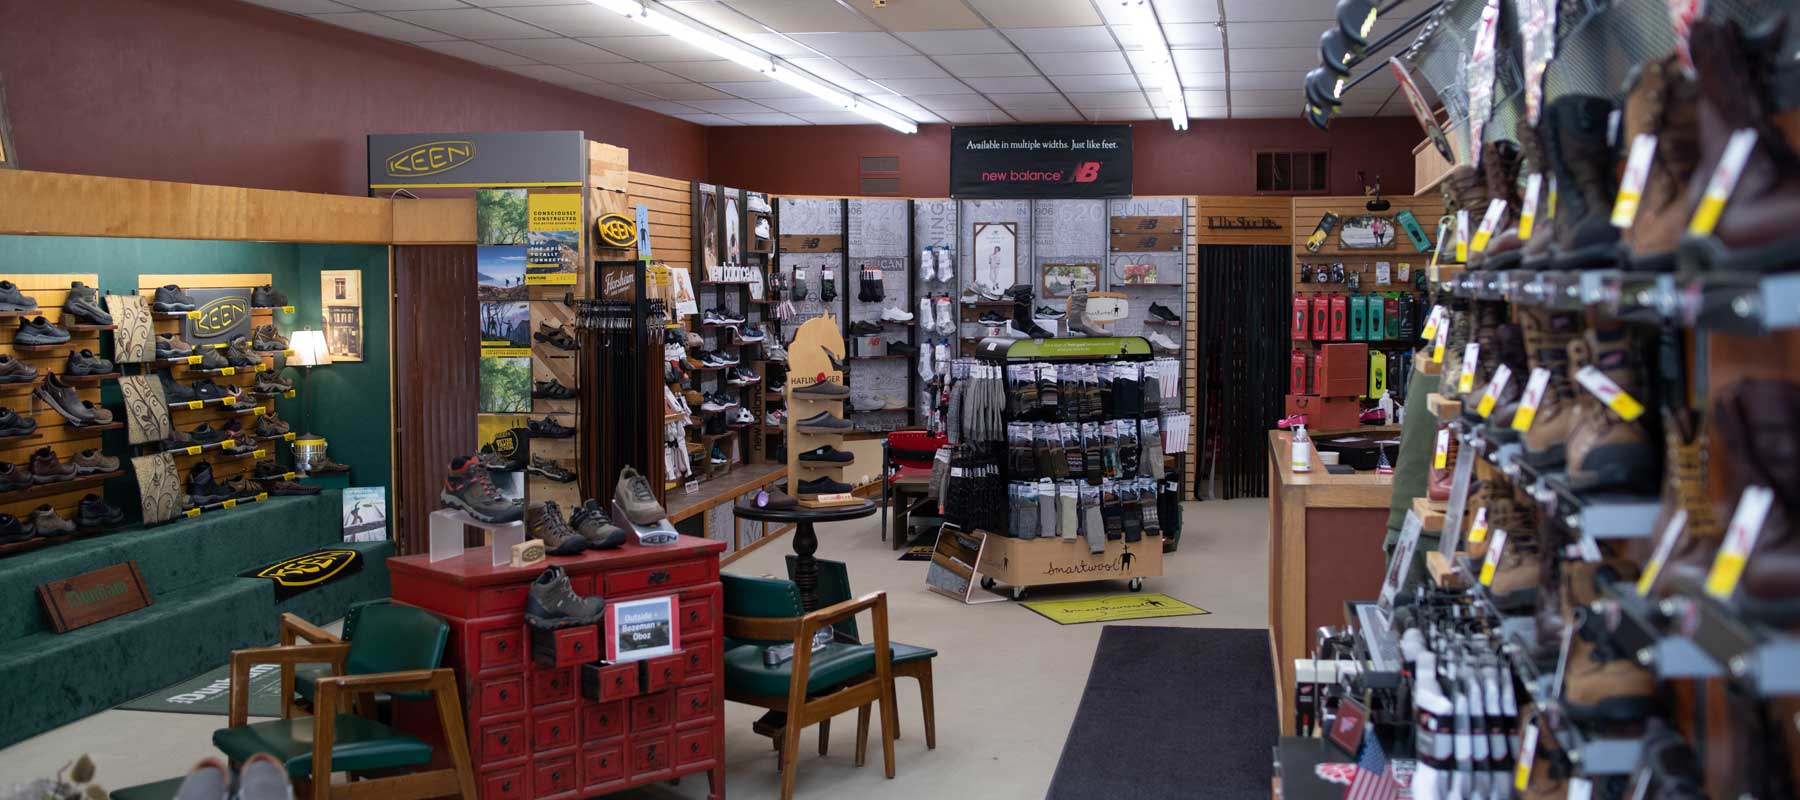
626, 100, 705, 115
661, 0, 768, 36
682, 98, 776, 114
966, 0, 1102, 28
989, 92, 1074, 111
935, 53, 1037, 78
1225, 21, 1333, 48
734, 33, 814, 57
384, 8, 553, 38
1170, 48, 1225, 74
1065, 92, 1152, 108
728, 112, 809, 125
1231, 89, 1305, 106
795, 111, 873, 124
757, 96, 847, 113
835, 56, 948, 79
781, 57, 867, 84
497, 64, 601, 84
242, 0, 355, 12
1221, 0, 1330, 22
572, 82, 660, 101
709, 80, 814, 99
720, 0, 878, 32
414, 40, 538, 66
1222, 70, 1309, 90
895, 29, 1013, 55
1163, 23, 1222, 47
1151, 0, 1217, 23
1226, 46, 1318, 72
1233, 106, 1306, 118
1181, 72, 1227, 89
935, 108, 1014, 123
461, 0, 591, 6
915, 94, 999, 112
785, 32, 914, 58
867, 94, 936, 122
482, 37, 627, 64
874, 77, 974, 95
1010, 108, 1087, 122
488, 4, 627, 37
964, 75, 1057, 93
1036, 50, 1131, 76
1183, 89, 1229, 108
635, 82, 735, 101
1086, 106, 1156, 120
863, 0, 988, 31
1189, 106, 1231, 119
305, 12, 456, 41
560, 62, 686, 82
648, 60, 764, 82
333, 0, 461, 10
1000, 26, 1118, 52
676, 113, 744, 125
579, 35, 717, 61
1050, 73, 1144, 92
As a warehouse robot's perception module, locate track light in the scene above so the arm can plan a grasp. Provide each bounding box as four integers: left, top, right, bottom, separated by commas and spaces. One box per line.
1305, 67, 1343, 109
1304, 101, 1332, 131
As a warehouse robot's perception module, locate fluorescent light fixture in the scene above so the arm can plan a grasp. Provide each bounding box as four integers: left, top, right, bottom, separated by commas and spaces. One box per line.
585, 0, 918, 133
1119, 0, 1187, 130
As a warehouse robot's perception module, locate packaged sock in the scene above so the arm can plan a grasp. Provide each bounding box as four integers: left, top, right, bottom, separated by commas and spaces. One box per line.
1039, 364, 1060, 411
918, 296, 935, 330
1058, 481, 1079, 540
1007, 483, 1022, 537
791, 268, 809, 300
1100, 421, 1120, 479
1139, 418, 1162, 479
821, 271, 836, 302
1140, 479, 1161, 537
1081, 486, 1106, 553
1117, 422, 1140, 478
1121, 484, 1143, 542
921, 247, 936, 282
868, 268, 885, 302
1037, 478, 1057, 540
1033, 423, 1059, 478
1061, 423, 1083, 478
1018, 481, 1040, 539
1082, 421, 1103, 483
936, 245, 953, 284
935, 296, 954, 335
1101, 486, 1123, 540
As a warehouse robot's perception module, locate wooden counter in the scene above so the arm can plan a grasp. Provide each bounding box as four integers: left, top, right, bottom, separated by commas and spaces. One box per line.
1266, 430, 1393, 735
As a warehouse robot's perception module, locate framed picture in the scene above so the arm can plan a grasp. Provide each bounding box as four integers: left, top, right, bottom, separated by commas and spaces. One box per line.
723, 189, 742, 265
695, 184, 720, 268
972, 222, 1016, 294
0, 71, 16, 169
319, 269, 364, 362
1039, 263, 1098, 298
605, 595, 680, 663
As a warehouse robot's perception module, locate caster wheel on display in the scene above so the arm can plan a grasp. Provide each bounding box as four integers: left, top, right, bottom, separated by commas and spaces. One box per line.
980, 576, 996, 590
1012, 586, 1026, 600
1128, 578, 1143, 592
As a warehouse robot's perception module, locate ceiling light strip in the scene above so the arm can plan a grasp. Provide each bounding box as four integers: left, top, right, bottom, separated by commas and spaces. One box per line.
1120, 0, 1187, 130
585, 0, 918, 133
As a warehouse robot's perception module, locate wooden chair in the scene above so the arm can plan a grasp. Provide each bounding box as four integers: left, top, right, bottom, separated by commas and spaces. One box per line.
786, 556, 937, 750
210, 603, 478, 800
721, 573, 897, 800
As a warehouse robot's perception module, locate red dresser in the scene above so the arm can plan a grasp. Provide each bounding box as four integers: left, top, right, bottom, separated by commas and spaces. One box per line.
388, 536, 727, 800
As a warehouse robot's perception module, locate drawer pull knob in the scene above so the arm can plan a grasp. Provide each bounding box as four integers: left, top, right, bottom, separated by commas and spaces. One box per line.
499, 734, 510, 745
688, 610, 698, 621
600, 757, 608, 767
649, 570, 670, 585
647, 744, 658, 757
551, 725, 560, 737
497, 641, 508, 652
552, 771, 562, 782
615, 676, 624, 687
691, 698, 703, 709
501, 781, 511, 792
663, 667, 673, 679
691, 742, 700, 753
600, 714, 609, 725
498, 689, 509, 700
574, 642, 584, 652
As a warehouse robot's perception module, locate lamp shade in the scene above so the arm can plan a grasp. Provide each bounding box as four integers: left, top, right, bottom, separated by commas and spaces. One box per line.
289, 330, 332, 367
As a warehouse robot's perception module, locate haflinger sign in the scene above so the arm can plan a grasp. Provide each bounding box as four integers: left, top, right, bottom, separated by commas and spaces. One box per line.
367, 131, 586, 190
951, 124, 1132, 198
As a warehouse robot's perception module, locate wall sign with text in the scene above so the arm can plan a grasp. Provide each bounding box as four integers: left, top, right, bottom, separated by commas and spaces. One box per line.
950, 125, 1132, 198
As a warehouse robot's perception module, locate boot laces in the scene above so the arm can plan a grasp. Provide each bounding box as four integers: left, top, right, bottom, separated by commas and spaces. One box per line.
470, 467, 506, 502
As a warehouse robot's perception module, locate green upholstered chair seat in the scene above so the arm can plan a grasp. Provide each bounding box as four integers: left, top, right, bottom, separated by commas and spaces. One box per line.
891, 642, 937, 664
723, 641, 878, 697
213, 714, 433, 778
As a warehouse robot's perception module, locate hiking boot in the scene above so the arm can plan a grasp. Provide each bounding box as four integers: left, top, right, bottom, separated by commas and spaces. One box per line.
796, 411, 852, 433
0, 281, 38, 312
1520, 307, 1581, 468
152, 284, 198, 312
0, 462, 30, 492
798, 476, 852, 497
253, 459, 288, 479
528, 416, 575, 438
1478, 324, 1529, 432
1469, 141, 1522, 268
1426, 422, 1458, 502
1620, 54, 1702, 271
1489, 521, 1542, 614
251, 285, 288, 308
530, 501, 587, 556
526, 565, 605, 629
224, 476, 265, 499
64, 349, 113, 376
251, 324, 288, 352
1516, 122, 1559, 268
156, 333, 195, 358
29, 505, 75, 537
187, 423, 226, 446
255, 413, 290, 437
1517, 705, 1572, 798
194, 347, 230, 371
1711, 379, 1800, 625
188, 461, 233, 505
441, 455, 523, 523
1562, 602, 1656, 724
1564, 323, 1659, 492
533, 322, 578, 351
15, 316, 69, 345
613, 465, 667, 526
1438, 298, 1473, 396
532, 378, 575, 400
62, 281, 112, 325
570, 499, 627, 549
71, 449, 118, 475
1458, 300, 1505, 404
309, 455, 351, 474
225, 338, 260, 368
794, 380, 850, 398
267, 479, 322, 496
0, 355, 35, 385
1678, 18, 1800, 273
254, 373, 293, 394
527, 455, 575, 483
34, 372, 95, 426
1546, 94, 1622, 269
0, 406, 36, 438
0, 514, 23, 544
1440, 159, 1490, 217
75, 494, 125, 528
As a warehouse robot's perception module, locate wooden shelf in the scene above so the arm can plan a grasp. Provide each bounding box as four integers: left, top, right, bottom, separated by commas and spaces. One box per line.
11, 342, 73, 353
0, 381, 36, 395
151, 311, 197, 320
65, 421, 123, 433
0, 432, 43, 444
61, 372, 119, 386
63, 322, 116, 331
665, 461, 786, 524
0, 469, 124, 503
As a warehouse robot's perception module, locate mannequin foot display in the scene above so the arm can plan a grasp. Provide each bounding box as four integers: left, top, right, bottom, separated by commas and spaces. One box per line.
1067, 288, 1110, 336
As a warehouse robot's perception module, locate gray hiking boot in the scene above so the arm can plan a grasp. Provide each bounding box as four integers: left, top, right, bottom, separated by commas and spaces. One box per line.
63, 282, 112, 325
0, 281, 37, 312
613, 465, 667, 526
571, 499, 628, 549
440, 455, 523, 523
526, 565, 605, 630
530, 501, 588, 556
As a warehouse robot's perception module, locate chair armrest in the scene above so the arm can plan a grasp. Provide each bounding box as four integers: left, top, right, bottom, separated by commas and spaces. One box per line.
279, 613, 340, 646
797, 592, 883, 639
313, 669, 442, 696
229, 644, 350, 727
787, 593, 891, 699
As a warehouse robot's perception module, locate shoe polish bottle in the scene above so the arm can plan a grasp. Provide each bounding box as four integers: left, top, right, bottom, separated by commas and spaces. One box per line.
1290, 424, 1312, 473
1412, 651, 1454, 800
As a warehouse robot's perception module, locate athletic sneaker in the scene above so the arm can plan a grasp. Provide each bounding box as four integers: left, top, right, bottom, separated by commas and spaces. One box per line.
708, 307, 746, 325
796, 411, 853, 433
1145, 331, 1180, 352
766, 409, 786, 426
710, 447, 728, 465
747, 194, 772, 214
978, 311, 1007, 325
880, 306, 915, 323
441, 455, 524, 523
152, 285, 198, 312
754, 218, 771, 240
735, 324, 767, 343
0, 281, 38, 312
1035, 305, 1066, 319
701, 394, 731, 413
849, 320, 883, 336
733, 407, 754, 426
799, 445, 854, 463
1149, 302, 1181, 323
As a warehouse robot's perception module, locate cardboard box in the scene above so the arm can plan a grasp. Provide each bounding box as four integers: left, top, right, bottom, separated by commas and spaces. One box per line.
1317, 343, 1368, 397
1285, 394, 1360, 430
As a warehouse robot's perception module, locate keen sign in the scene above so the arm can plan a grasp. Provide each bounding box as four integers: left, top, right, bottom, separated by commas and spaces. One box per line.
385, 140, 475, 177
368, 131, 586, 189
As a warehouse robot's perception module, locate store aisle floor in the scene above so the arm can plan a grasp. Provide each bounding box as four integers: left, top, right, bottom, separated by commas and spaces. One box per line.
0, 500, 1269, 798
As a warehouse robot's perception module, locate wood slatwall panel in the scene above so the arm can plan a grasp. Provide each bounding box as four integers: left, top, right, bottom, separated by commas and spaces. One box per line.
393, 247, 480, 555
627, 172, 692, 270
0, 169, 391, 244
1289, 195, 1446, 292
1185, 199, 1198, 493
1192, 195, 1293, 246
0, 275, 117, 525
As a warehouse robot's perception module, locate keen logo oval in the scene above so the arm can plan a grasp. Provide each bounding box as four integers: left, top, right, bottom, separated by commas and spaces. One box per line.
252, 549, 359, 589
385, 140, 476, 178
596, 213, 638, 248
193, 297, 249, 337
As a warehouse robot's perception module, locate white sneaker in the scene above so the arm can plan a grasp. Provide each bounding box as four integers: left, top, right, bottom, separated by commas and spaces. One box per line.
1145, 331, 1180, 352
933, 297, 954, 335
881, 306, 915, 322
754, 218, 771, 240
747, 194, 771, 214
917, 297, 934, 331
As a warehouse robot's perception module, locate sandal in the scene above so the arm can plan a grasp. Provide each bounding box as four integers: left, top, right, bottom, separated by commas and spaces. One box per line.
534, 322, 579, 351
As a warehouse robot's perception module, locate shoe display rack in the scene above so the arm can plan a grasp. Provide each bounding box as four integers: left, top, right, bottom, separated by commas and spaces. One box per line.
842, 198, 917, 435
741, 190, 779, 466
1299, 3, 1800, 797
677, 183, 763, 486
783, 315, 883, 502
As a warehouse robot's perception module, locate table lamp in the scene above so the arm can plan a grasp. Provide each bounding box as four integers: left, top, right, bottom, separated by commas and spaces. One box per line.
288, 329, 332, 438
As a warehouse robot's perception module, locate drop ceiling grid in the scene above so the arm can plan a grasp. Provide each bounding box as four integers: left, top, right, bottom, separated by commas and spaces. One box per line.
240, 0, 1415, 124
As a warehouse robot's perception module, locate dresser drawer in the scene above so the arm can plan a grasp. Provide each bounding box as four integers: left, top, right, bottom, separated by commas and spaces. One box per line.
531, 666, 575, 705
477, 674, 526, 719
674, 683, 715, 726
630, 691, 672, 732
642, 652, 686, 693
604, 559, 710, 596
531, 625, 598, 669
678, 595, 715, 637
476, 584, 530, 617
681, 638, 715, 684
476, 717, 527, 764
580, 740, 626, 791
480, 765, 528, 800
676, 728, 716, 767
580, 662, 638, 703
532, 751, 577, 798
630, 732, 673, 778
581, 701, 625, 742
477, 625, 524, 672
533, 708, 576, 753
567, 572, 596, 596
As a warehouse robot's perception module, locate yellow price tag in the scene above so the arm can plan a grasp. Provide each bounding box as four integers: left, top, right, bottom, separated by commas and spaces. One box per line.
255, 364, 267, 372
1477, 364, 1511, 419
1433, 428, 1450, 469
1470, 199, 1506, 253
1479, 530, 1508, 586
1610, 134, 1657, 228
186, 400, 204, 410
1511, 368, 1551, 432
256, 492, 270, 502
222, 499, 237, 509
1706, 487, 1773, 599
221, 440, 235, 450
1431, 323, 1448, 364
1688, 129, 1757, 237
186, 310, 201, 319
1456, 343, 1479, 393
1513, 723, 1539, 791
1638, 510, 1687, 596
1454, 209, 1470, 262
281, 305, 296, 314
284, 390, 296, 398
1476, 393, 1498, 418
185, 446, 202, 455
220, 367, 235, 376
185, 355, 202, 365
1574, 366, 1644, 421
1518, 173, 1542, 241
185, 508, 201, 518
1547, 175, 1558, 220
283, 432, 296, 441
254, 449, 267, 458
1467, 507, 1489, 543
253, 406, 266, 416
1420, 305, 1443, 341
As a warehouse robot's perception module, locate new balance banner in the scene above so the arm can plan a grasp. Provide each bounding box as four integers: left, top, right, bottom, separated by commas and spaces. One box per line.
950, 125, 1132, 198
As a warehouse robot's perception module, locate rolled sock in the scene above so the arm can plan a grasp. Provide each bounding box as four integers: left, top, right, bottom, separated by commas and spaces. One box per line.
1058, 483, 1078, 541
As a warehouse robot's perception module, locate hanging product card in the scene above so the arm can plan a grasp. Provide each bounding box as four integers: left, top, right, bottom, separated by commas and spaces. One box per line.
1434, 427, 1451, 469
1458, 342, 1480, 393
1637, 510, 1688, 596
1688, 128, 1757, 236
475, 189, 529, 245
1396, 210, 1431, 253
1432, 321, 1449, 363
1479, 529, 1508, 586
1706, 486, 1774, 599
1421, 305, 1444, 341
1477, 364, 1512, 418
1513, 721, 1540, 792
1574, 365, 1645, 421
1397, 263, 1412, 282
1611, 135, 1659, 228
525, 192, 581, 285
1440, 444, 1477, 554
1512, 367, 1552, 431
1306, 212, 1340, 253
479, 301, 530, 357
1468, 506, 1490, 543
1519, 174, 1544, 240
1454, 210, 1471, 263
1667, 0, 1705, 73
669, 267, 698, 317
1471, 199, 1507, 253
1521, 0, 1558, 125
1380, 510, 1425, 612
319, 270, 365, 362
1466, 0, 1502, 160
1375, 262, 1392, 284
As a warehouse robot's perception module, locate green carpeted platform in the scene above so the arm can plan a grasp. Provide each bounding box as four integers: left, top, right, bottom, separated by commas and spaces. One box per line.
0, 491, 394, 750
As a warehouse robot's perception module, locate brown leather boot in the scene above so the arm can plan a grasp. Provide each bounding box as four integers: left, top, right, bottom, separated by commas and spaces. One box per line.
1464, 480, 1495, 559
1480, 324, 1530, 432
1470, 141, 1523, 268
1427, 420, 1459, 502
1713, 379, 1800, 626
1458, 300, 1506, 405
1517, 122, 1560, 269
1440, 164, 1490, 264
1519, 307, 1582, 468
1546, 94, 1623, 270
1439, 297, 1474, 399
1519, 705, 1572, 799
1489, 495, 1541, 613
1645, 406, 1726, 591
1565, 322, 1659, 492
1563, 601, 1657, 724
1621, 54, 1701, 271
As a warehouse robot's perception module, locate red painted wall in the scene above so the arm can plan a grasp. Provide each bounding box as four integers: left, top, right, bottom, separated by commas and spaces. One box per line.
0, 0, 708, 196
708, 117, 1424, 198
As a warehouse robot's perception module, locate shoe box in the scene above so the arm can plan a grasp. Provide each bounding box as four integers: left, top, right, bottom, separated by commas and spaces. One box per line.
1315, 343, 1368, 398
1284, 394, 1360, 430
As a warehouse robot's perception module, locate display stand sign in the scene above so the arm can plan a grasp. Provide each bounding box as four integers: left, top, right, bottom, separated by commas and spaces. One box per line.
38, 562, 154, 633
924, 526, 1006, 604
950, 124, 1132, 198
367, 131, 586, 191
1438, 440, 1478, 556
1380, 510, 1424, 615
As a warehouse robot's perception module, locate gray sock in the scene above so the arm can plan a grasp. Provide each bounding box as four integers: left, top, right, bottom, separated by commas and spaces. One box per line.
1082, 486, 1106, 554
1017, 483, 1038, 538
1037, 479, 1057, 540
1058, 483, 1078, 540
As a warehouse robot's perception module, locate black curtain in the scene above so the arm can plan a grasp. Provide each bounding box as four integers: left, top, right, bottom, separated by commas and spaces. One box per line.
1192, 244, 1289, 499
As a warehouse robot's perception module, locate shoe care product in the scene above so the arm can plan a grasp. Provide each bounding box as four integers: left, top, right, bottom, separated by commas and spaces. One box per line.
1289, 424, 1312, 473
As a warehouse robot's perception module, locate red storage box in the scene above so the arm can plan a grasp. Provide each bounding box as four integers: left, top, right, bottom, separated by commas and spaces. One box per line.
1285, 394, 1360, 430
1317, 343, 1368, 398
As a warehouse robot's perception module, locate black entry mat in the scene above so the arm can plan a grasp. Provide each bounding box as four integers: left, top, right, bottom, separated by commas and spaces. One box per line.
1047, 626, 1277, 800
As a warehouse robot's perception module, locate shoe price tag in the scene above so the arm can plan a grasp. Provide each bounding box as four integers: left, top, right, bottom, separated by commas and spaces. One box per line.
219, 367, 235, 376
253, 406, 266, 416
186, 310, 201, 319
1512, 721, 1538, 791
1706, 485, 1774, 599
184, 508, 201, 518
1468, 506, 1490, 543
1688, 128, 1759, 236
1637, 509, 1687, 596
1457, 342, 1481, 393
253, 449, 266, 459
221, 440, 235, 450
185, 355, 202, 365
282, 432, 296, 441
1471, 199, 1507, 253
1477, 364, 1511, 418
1454, 210, 1471, 263
283, 390, 296, 398
1431, 320, 1449, 364
184, 445, 202, 456
1434, 427, 1451, 469
185, 400, 204, 410
1574, 365, 1645, 421
1567, 777, 1594, 800
1479, 529, 1507, 586
221, 498, 237, 509
255, 492, 269, 502
1518, 173, 1543, 240
1421, 305, 1444, 340
1610, 134, 1659, 228
255, 364, 267, 373
1511, 368, 1552, 431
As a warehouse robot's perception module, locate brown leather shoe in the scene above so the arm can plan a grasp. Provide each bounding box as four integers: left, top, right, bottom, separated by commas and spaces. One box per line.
1564, 322, 1659, 492
70, 449, 118, 475
1621, 54, 1701, 271
1427, 421, 1459, 502
1713, 379, 1800, 626
1488, 509, 1540, 613
33, 372, 94, 426
1562, 603, 1657, 724
1519, 307, 1581, 468
29, 448, 76, 484
28, 504, 76, 537
0, 355, 37, 385
1458, 300, 1506, 405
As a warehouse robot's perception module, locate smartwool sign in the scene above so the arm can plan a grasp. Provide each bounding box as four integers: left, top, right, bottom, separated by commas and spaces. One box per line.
950, 125, 1133, 199
367, 131, 586, 190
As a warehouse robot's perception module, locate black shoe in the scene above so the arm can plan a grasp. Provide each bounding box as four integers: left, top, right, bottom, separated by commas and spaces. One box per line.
850, 320, 883, 336
64, 282, 112, 325
15, 316, 70, 346
251, 285, 289, 308
798, 445, 854, 463
187, 424, 227, 445
526, 565, 605, 629
527, 455, 576, 482
65, 349, 113, 376
794, 380, 850, 398
192, 379, 226, 400
0, 463, 33, 492
152, 285, 198, 312
978, 311, 1007, 324
797, 476, 852, 497
75, 494, 125, 529
188, 462, 233, 506
532, 379, 576, 400
1003, 284, 1035, 302
0, 281, 38, 313
254, 459, 289, 479
796, 411, 853, 433
0, 407, 37, 438
1148, 303, 1181, 323
528, 416, 575, 438
0, 514, 26, 544
887, 342, 918, 356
